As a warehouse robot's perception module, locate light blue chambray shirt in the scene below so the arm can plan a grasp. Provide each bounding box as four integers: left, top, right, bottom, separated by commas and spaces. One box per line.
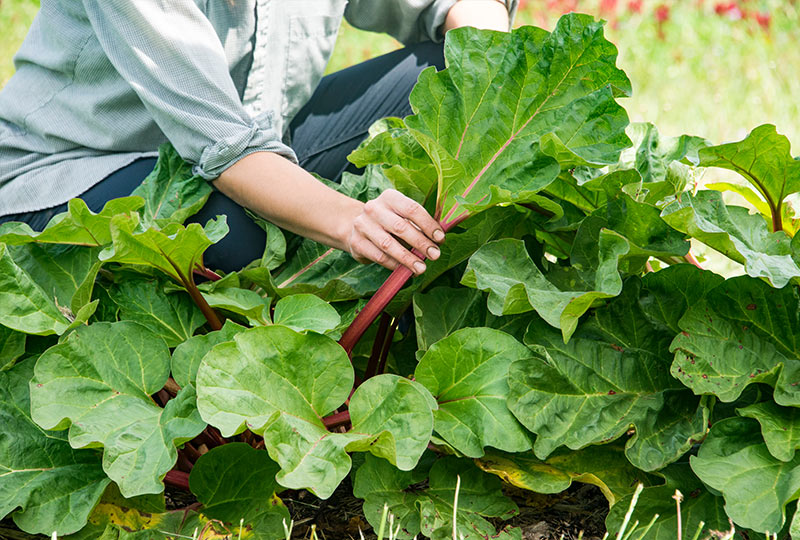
0, 0, 516, 217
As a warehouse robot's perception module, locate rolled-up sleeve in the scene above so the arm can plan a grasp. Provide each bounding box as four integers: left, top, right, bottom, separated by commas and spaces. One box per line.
82, 0, 297, 180
344, 0, 518, 45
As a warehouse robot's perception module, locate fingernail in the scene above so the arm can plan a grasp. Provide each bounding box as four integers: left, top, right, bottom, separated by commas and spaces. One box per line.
427, 246, 441, 259
414, 262, 427, 274
433, 230, 445, 242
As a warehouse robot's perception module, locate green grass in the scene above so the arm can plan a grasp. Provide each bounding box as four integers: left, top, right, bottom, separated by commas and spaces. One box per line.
0, 0, 39, 85
3, 0, 799, 149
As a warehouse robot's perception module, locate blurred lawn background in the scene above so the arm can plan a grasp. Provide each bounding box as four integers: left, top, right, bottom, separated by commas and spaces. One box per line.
2, 0, 799, 146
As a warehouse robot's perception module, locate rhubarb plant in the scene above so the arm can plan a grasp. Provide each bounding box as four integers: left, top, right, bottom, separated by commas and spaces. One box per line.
4, 13, 800, 540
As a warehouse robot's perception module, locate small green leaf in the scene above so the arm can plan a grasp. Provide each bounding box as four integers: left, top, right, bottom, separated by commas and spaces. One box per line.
189, 443, 290, 539
691, 416, 800, 533
0, 360, 110, 536
462, 238, 627, 340
662, 190, 800, 287
349, 127, 438, 205
110, 279, 206, 347
698, 124, 800, 233
131, 143, 212, 227
6, 243, 102, 314
273, 293, 341, 334
639, 264, 724, 334
738, 401, 800, 462
247, 217, 287, 271
349, 374, 436, 470
171, 320, 246, 388
200, 286, 271, 326
30, 322, 206, 497
510, 321, 683, 462
415, 328, 532, 458
99, 214, 228, 283
0, 197, 144, 247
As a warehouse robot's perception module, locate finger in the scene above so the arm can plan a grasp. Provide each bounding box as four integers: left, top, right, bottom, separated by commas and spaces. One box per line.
348, 235, 400, 270
364, 200, 442, 261
355, 213, 427, 275
381, 190, 445, 244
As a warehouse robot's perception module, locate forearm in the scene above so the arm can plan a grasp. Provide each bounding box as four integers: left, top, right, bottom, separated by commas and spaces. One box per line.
213, 152, 444, 274
214, 152, 361, 251
443, 0, 510, 33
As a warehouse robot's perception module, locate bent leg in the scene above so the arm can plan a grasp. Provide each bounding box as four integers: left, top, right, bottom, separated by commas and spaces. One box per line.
0, 157, 158, 231
289, 40, 445, 181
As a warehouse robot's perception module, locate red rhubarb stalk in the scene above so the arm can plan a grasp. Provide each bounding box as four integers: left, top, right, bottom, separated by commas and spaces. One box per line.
338, 214, 469, 356
323, 410, 351, 430
165, 470, 191, 491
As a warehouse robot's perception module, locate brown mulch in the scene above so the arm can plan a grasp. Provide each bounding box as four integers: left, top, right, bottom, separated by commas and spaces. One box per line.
1, 482, 608, 540
281, 479, 608, 540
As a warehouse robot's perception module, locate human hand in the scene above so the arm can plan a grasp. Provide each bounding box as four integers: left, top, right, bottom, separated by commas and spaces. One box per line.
346, 189, 445, 275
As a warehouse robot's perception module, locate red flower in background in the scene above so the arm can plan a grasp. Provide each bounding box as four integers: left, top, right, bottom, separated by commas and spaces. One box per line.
655, 4, 670, 22
714, 1, 745, 19
654, 4, 670, 39
599, 0, 619, 14
754, 11, 771, 29
627, 0, 643, 13
547, 0, 579, 13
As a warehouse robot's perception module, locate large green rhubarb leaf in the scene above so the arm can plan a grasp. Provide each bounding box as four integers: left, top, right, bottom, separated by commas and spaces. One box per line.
354, 454, 520, 540
661, 190, 800, 287
697, 124, 800, 233
195, 326, 363, 498
509, 319, 688, 467
606, 464, 730, 540
6, 243, 102, 315
188, 443, 289, 540
354, 15, 630, 226
29, 322, 206, 497
0, 197, 143, 247
670, 276, 800, 406
574, 278, 710, 471
691, 417, 800, 533
414, 328, 533, 458
349, 374, 437, 470
131, 143, 211, 228
0, 360, 110, 536
99, 213, 228, 283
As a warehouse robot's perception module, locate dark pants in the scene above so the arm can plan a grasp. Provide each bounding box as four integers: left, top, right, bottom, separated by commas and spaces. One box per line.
1, 42, 445, 272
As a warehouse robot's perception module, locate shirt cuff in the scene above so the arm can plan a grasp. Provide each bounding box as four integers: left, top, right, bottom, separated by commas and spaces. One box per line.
193, 110, 298, 180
